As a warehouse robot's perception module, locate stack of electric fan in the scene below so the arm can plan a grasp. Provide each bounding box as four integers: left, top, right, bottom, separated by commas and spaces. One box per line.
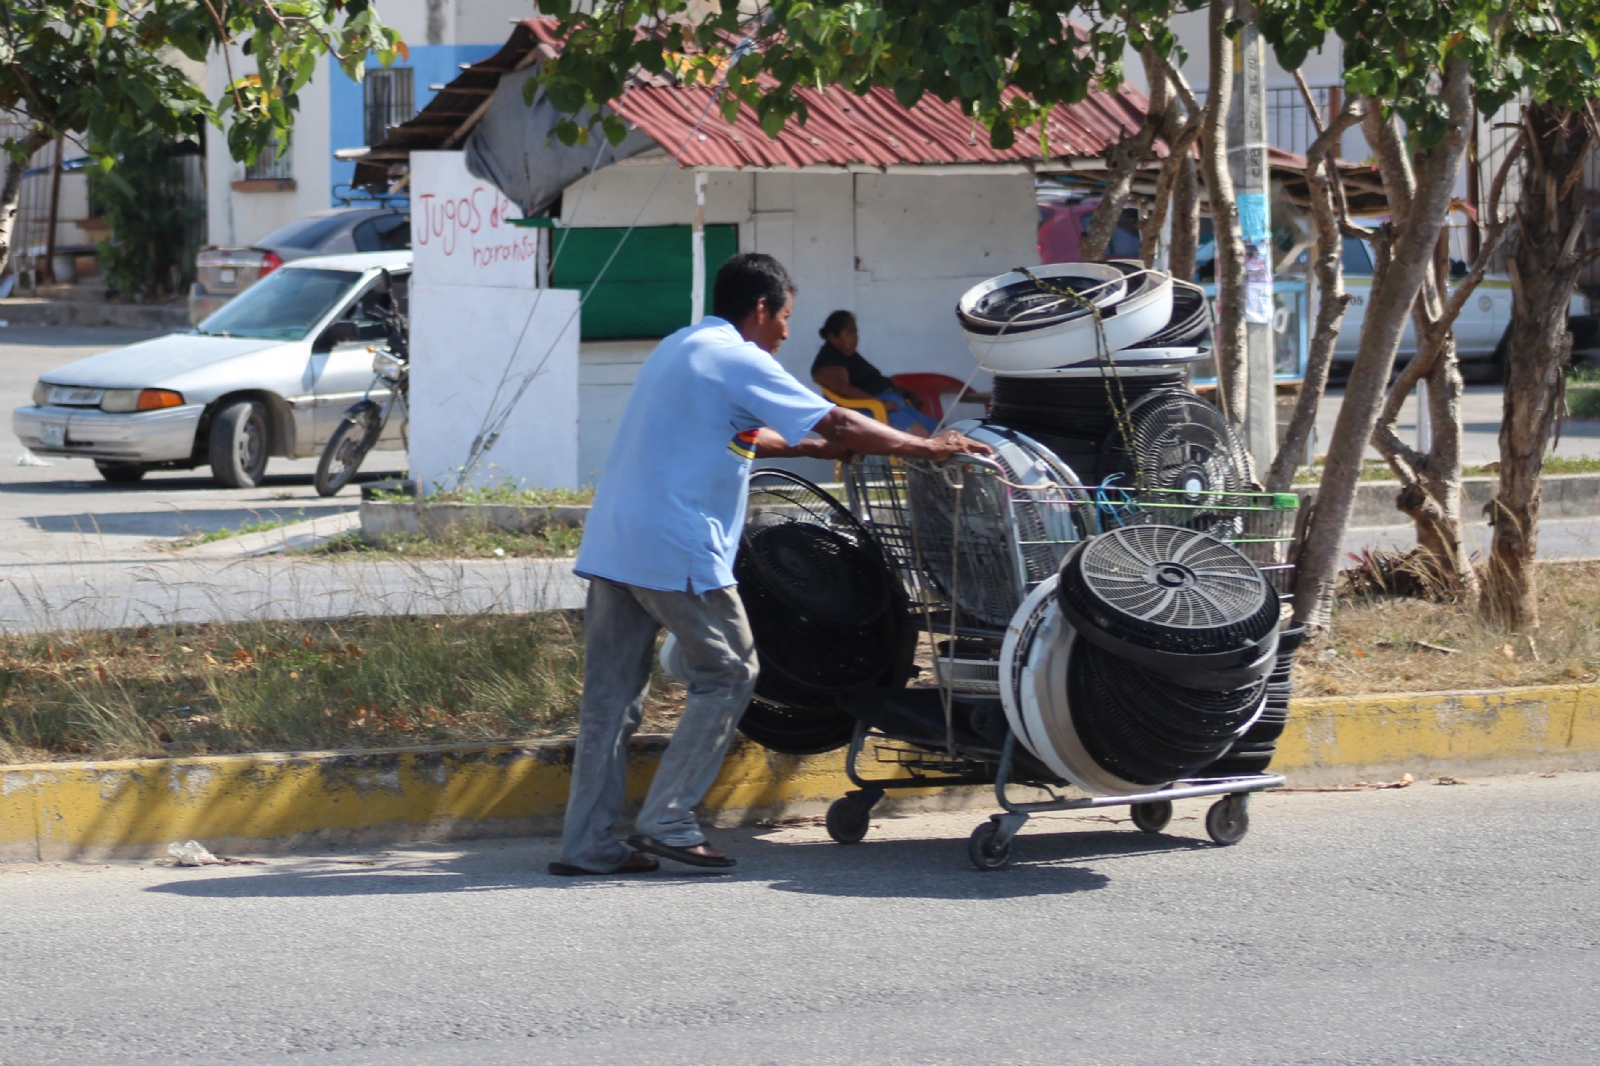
723, 263, 1302, 794
730, 470, 915, 754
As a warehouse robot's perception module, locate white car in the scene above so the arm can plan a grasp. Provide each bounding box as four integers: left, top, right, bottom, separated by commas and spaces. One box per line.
1332, 237, 1591, 380
14, 251, 410, 486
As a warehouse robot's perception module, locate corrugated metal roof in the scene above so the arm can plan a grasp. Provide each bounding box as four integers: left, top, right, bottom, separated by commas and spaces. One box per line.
354, 17, 1152, 187
612, 80, 1151, 170
352, 16, 1386, 214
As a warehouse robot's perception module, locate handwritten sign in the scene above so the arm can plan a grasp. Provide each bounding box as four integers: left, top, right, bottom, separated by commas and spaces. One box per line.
410, 151, 540, 289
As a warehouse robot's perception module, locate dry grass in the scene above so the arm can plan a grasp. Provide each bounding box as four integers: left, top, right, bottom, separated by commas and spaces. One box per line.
1298, 559, 1600, 696
0, 612, 684, 764
306, 525, 583, 560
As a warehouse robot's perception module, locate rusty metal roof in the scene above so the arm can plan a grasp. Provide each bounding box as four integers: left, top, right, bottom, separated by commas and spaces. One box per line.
352, 17, 1152, 188
351, 16, 1386, 216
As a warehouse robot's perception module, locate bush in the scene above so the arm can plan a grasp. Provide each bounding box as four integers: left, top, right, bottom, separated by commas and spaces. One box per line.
90, 131, 201, 301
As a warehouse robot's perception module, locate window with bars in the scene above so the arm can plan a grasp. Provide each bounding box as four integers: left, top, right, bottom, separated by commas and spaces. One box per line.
364, 68, 415, 146
244, 138, 293, 182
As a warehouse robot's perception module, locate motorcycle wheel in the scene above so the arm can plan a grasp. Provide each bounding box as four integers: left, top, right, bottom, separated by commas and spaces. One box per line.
315, 409, 382, 497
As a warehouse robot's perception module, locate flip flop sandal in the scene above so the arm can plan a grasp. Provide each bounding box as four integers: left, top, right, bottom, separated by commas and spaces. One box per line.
548, 852, 660, 877
627, 833, 737, 869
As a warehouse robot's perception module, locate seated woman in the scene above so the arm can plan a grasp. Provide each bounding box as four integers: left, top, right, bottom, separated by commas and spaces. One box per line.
810, 310, 938, 437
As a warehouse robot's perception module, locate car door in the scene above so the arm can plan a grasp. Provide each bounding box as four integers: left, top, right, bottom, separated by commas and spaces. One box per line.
310, 277, 396, 446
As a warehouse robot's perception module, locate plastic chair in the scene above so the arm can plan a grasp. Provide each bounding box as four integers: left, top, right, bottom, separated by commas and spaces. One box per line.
890, 373, 989, 421
820, 386, 889, 423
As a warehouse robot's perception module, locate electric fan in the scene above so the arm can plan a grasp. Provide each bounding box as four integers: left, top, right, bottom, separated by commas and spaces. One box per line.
1098, 388, 1254, 536
1057, 524, 1281, 677
1199, 624, 1306, 776
904, 422, 1090, 628
735, 470, 914, 755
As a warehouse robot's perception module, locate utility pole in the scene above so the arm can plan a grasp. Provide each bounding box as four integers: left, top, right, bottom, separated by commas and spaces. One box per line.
1230, 1, 1275, 479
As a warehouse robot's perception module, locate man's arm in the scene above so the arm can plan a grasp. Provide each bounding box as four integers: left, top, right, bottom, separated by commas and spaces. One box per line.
753, 407, 992, 461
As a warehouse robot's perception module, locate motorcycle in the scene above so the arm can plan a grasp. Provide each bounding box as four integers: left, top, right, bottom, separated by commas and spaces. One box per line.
314, 291, 409, 497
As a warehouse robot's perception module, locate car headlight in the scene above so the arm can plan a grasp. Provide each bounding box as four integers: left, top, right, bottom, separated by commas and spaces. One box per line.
101, 389, 185, 413
32, 381, 50, 407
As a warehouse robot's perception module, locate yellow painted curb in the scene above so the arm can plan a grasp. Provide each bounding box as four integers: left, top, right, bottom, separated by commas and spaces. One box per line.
3, 684, 1598, 860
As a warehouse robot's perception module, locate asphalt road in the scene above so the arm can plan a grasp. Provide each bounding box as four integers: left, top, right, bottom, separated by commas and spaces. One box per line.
1, 771, 1596, 1066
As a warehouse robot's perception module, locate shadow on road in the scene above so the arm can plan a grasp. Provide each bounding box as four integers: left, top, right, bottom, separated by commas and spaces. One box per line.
0, 469, 405, 496
139, 826, 1218, 902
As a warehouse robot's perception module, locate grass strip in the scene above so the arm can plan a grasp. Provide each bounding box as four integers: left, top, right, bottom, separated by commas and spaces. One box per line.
0, 612, 683, 764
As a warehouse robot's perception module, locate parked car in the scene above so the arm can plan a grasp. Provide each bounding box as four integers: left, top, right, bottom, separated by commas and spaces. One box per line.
189, 207, 409, 325
16, 251, 411, 486
1330, 237, 1596, 381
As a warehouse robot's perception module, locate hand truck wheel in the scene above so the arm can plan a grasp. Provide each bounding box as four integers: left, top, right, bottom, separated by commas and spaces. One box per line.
1130, 799, 1173, 834
1205, 794, 1250, 846
968, 821, 1014, 871
825, 795, 873, 845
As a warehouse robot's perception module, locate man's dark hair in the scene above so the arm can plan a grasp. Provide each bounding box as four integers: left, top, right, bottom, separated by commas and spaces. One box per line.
819, 309, 856, 340
712, 253, 797, 323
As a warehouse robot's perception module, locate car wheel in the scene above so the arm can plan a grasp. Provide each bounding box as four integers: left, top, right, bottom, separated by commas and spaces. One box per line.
1466, 326, 1511, 385
94, 461, 146, 484
209, 399, 270, 488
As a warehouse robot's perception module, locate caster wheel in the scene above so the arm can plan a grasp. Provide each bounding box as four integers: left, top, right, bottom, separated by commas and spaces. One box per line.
968, 821, 1014, 871
1130, 799, 1173, 834
825, 796, 872, 845
1206, 795, 1250, 846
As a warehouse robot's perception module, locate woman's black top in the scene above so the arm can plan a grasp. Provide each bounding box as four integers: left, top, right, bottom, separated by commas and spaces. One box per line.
811, 342, 896, 396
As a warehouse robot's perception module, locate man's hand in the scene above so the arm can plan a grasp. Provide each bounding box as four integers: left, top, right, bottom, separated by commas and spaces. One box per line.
913, 429, 991, 462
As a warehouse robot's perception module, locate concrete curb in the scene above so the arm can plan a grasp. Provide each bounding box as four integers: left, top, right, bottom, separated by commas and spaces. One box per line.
4, 683, 1598, 861
359, 501, 589, 540
1297, 473, 1600, 525
173, 511, 361, 558
0, 297, 190, 331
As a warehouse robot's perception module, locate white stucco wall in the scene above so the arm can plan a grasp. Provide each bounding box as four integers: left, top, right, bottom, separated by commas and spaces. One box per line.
559, 161, 1038, 483
204, 52, 336, 247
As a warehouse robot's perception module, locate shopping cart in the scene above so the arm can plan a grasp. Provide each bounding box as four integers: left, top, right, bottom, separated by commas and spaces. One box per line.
830, 451, 1299, 870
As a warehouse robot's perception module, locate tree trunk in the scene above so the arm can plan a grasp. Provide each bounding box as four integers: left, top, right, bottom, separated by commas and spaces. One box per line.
1292, 63, 1474, 630
1082, 47, 1164, 262
1201, 0, 1247, 425
1484, 102, 1594, 629
0, 128, 52, 283
1266, 92, 1362, 493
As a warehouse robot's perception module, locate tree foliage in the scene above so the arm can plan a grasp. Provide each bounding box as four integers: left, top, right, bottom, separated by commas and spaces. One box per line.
0, 1, 406, 168
531, 0, 1206, 150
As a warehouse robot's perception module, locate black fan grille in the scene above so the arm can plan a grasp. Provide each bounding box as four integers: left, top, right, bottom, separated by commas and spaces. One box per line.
736, 552, 900, 692
738, 698, 858, 756
1068, 640, 1264, 785
1101, 390, 1251, 536
1196, 625, 1304, 775
743, 519, 888, 625
1060, 526, 1278, 662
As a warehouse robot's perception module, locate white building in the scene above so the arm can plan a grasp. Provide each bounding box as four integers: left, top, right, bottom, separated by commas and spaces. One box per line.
350, 16, 1157, 485
202, 0, 533, 249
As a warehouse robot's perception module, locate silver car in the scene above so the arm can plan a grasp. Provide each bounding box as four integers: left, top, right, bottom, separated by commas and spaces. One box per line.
14, 250, 410, 486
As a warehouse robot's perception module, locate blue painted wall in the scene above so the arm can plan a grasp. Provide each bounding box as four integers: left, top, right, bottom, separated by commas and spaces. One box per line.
329, 44, 500, 207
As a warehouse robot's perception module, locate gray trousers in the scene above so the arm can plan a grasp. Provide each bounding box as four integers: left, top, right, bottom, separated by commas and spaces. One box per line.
558, 576, 759, 872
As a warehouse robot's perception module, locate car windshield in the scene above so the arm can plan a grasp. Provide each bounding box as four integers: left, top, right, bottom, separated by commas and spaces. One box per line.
196, 268, 361, 341
260, 213, 355, 251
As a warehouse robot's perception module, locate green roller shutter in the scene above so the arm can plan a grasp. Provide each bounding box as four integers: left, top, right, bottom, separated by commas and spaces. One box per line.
550, 224, 740, 340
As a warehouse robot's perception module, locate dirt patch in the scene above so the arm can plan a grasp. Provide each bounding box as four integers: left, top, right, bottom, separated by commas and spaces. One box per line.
1297, 559, 1600, 696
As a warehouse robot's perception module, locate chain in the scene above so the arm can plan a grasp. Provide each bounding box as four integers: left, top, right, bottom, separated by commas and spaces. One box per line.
1017, 267, 1145, 489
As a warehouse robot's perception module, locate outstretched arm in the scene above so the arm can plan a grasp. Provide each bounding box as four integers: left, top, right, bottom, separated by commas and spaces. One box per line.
753, 407, 991, 461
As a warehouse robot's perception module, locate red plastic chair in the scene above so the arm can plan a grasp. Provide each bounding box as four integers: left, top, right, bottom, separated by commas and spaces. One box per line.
891, 373, 987, 421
